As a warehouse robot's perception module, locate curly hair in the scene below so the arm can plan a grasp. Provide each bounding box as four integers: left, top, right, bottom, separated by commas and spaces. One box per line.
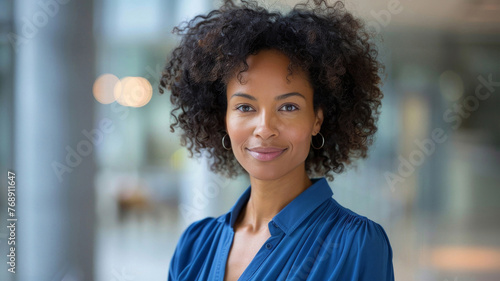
159, 0, 385, 181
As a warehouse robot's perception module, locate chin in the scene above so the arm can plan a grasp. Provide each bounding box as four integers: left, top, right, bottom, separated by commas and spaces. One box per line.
244, 166, 284, 181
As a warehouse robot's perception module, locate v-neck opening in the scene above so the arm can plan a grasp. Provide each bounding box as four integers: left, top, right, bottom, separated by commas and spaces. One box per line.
221, 228, 282, 281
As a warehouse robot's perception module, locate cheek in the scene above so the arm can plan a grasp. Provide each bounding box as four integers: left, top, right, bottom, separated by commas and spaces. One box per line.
293, 131, 312, 146
225, 115, 248, 144
286, 122, 313, 147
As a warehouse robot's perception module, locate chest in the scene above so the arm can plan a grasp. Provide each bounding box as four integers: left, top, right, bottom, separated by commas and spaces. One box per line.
223, 230, 271, 281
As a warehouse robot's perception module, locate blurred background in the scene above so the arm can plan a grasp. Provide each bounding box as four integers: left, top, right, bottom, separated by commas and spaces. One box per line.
1, 0, 499, 280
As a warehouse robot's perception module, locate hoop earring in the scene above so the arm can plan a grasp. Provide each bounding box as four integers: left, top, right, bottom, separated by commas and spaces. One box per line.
222, 133, 231, 150
311, 132, 325, 149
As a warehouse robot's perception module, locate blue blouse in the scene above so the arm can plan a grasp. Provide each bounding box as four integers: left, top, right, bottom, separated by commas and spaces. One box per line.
168, 177, 394, 281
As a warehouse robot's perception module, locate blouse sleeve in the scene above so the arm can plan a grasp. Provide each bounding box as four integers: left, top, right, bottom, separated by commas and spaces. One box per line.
167, 218, 213, 281
347, 218, 395, 281
168, 224, 191, 281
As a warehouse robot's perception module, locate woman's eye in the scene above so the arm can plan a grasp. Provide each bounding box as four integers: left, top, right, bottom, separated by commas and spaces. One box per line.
236, 105, 254, 112
280, 104, 298, 111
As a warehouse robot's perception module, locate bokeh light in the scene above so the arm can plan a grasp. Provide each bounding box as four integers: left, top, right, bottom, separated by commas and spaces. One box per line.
113, 76, 153, 107
93, 73, 120, 104
429, 246, 500, 272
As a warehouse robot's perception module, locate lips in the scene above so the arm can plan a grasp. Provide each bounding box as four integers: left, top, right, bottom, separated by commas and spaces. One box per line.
246, 147, 287, 161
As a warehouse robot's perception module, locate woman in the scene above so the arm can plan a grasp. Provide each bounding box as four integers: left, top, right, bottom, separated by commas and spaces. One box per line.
159, 0, 394, 280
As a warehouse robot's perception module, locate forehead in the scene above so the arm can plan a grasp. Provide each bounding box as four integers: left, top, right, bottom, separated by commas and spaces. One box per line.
226, 49, 312, 95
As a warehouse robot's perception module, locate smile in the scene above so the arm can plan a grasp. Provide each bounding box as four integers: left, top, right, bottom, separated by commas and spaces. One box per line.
246, 148, 287, 162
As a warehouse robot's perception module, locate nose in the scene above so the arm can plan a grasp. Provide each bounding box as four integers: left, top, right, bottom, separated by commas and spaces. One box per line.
253, 109, 279, 140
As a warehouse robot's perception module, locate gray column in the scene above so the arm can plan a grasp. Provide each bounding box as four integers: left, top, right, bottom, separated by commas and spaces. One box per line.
13, 0, 95, 280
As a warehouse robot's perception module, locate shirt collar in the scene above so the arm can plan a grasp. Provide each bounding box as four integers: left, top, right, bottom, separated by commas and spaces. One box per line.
218, 177, 333, 236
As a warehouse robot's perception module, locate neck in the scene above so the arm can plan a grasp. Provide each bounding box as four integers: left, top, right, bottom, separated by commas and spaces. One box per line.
237, 167, 313, 233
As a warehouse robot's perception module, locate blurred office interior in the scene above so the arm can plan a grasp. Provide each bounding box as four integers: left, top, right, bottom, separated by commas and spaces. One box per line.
1, 0, 500, 280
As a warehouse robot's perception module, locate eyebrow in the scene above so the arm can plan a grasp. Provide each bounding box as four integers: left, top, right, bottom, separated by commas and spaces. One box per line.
230, 92, 306, 101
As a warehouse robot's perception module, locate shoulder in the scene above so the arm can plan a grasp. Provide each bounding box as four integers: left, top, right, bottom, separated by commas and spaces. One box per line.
313, 200, 394, 279
327, 199, 392, 251
345, 213, 392, 254
325, 198, 392, 256
169, 216, 223, 280
175, 216, 221, 251
172, 217, 219, 265
182, 216, 219, 235
325, 200, 394, 277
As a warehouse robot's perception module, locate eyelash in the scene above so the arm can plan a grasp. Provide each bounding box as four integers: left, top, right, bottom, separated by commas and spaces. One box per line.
235, 103, 299, 112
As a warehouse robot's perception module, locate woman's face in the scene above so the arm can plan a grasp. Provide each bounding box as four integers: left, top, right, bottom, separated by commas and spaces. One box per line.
225, 49, 323, 181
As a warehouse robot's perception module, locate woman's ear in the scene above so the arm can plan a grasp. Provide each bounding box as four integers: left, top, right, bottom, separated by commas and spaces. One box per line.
314, 108, 324, 135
